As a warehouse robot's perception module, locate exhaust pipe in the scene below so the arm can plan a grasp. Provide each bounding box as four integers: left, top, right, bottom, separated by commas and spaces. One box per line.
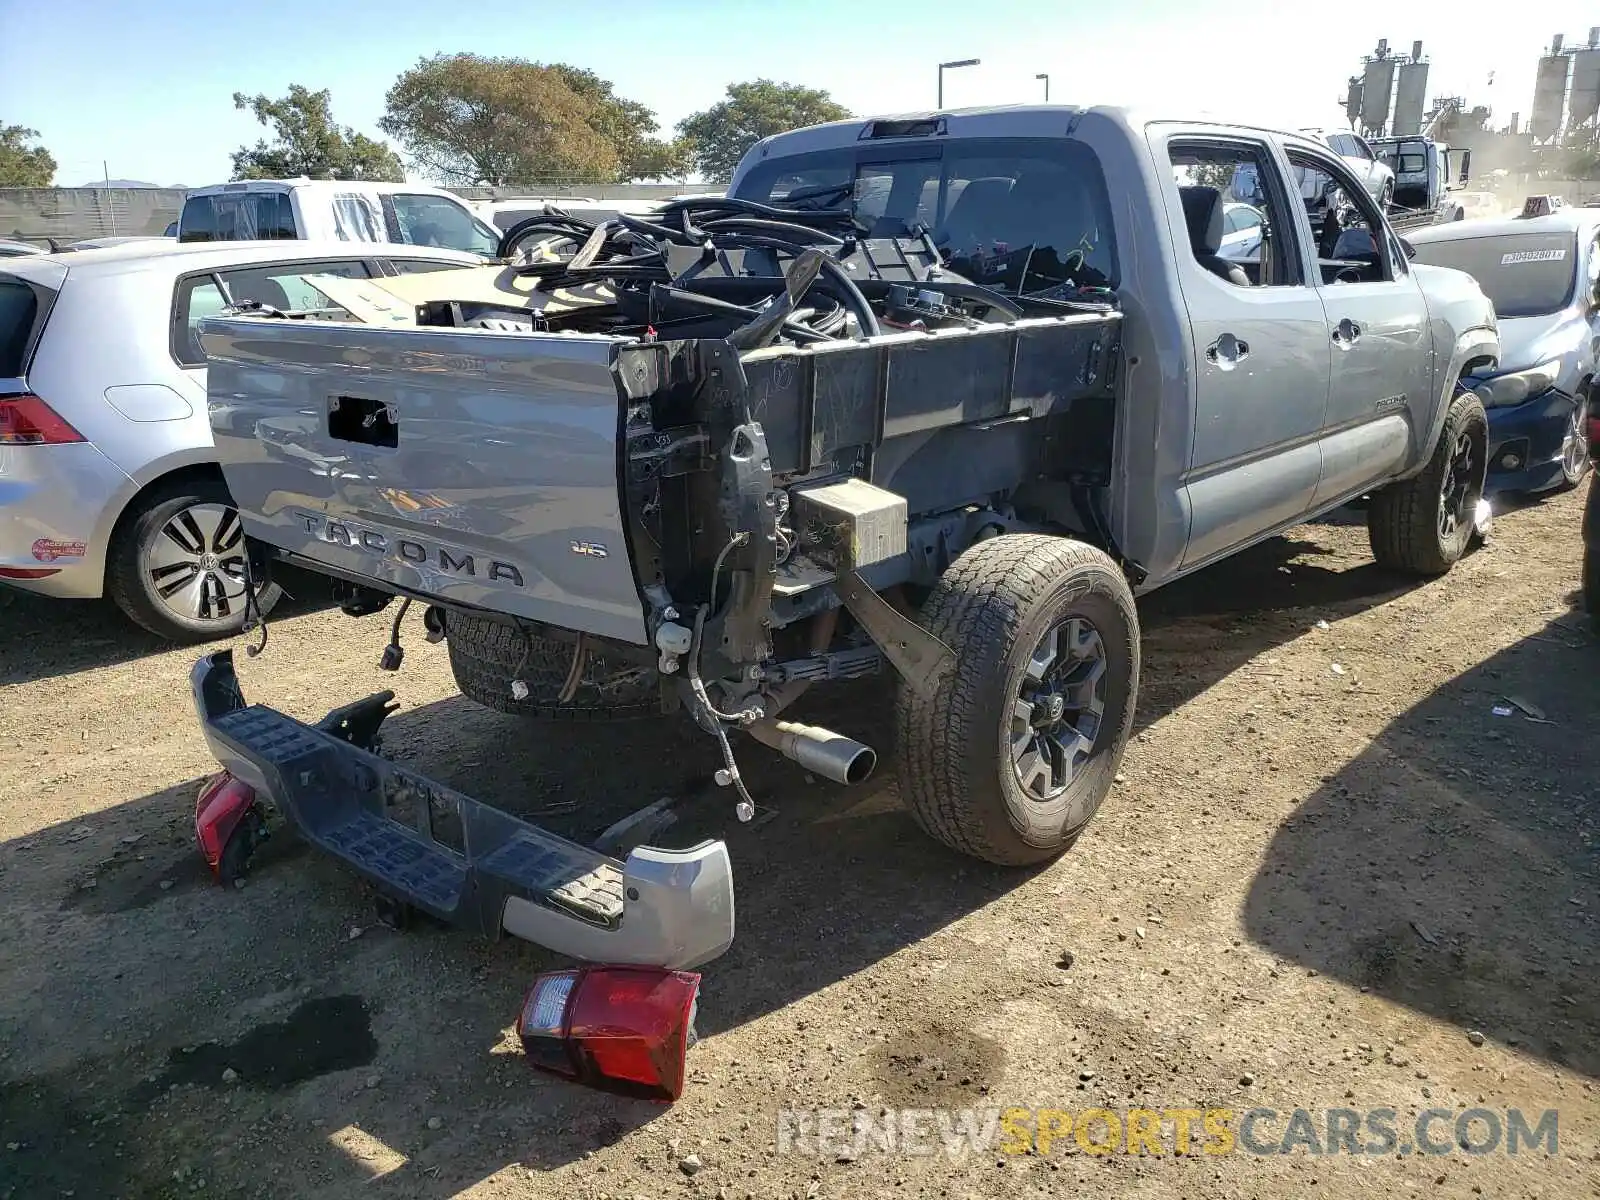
745, 719, 877, 786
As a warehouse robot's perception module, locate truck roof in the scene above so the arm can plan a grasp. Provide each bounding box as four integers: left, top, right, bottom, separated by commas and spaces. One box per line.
185, 179, 463, 198
741, 103, 1329, 166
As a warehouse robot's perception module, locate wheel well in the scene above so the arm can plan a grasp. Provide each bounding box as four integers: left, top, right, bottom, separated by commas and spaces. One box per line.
1459, 356, 1495, 380
103, 462, 228, 580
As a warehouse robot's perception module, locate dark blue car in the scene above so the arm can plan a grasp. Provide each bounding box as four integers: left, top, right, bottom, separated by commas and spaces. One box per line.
1409, 205, 1599, 496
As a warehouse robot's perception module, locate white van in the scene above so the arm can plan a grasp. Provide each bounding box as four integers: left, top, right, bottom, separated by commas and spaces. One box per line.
177, 180, 501, 258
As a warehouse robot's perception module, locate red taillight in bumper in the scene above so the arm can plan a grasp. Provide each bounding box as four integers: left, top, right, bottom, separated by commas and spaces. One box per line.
195, 772, 264, 884
0, 393, 84, 445
517, 966, 701, 1101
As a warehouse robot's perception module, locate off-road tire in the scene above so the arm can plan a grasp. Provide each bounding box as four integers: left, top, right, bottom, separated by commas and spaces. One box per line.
1367, 390, 1488, 576
895, 535, 1140, 866
106, 477, 281, 642
446, 611, 661, 720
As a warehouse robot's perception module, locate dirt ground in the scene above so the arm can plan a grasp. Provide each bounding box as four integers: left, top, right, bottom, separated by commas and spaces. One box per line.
1, 489, 1597, 1200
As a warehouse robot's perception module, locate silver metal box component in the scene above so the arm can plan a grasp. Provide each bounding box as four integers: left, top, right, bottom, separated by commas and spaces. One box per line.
789, 478, 909, 571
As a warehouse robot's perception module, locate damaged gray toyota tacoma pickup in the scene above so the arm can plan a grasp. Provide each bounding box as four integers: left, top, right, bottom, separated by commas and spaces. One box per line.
188, 106, 1498, 971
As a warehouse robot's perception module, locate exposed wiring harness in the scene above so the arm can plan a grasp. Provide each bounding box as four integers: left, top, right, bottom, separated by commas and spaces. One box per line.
464, 195, 1099, 347
557, 633, 590, 705
682, 531, 758, 820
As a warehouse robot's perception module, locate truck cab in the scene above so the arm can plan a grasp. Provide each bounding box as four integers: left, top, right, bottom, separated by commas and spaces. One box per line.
728, 107, 1497, 583
1371, 136, 1472, 221
177, 179, 501, 258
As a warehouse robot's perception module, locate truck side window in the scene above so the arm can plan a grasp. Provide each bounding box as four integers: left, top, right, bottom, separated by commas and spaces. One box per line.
1168, 142, 1296, 288
387, 194, 500, 257
1286, 150, 1392, 286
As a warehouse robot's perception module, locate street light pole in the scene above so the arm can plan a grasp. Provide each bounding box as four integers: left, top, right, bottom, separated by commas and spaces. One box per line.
1036, 73, 1050, 102
938, 58, 980, 109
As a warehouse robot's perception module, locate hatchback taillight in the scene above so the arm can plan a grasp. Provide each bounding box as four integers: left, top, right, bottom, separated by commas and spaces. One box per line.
0, 393, 84, 445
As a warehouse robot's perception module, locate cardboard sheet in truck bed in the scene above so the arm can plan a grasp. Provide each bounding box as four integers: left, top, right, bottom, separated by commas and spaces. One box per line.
305, 265, 615, 327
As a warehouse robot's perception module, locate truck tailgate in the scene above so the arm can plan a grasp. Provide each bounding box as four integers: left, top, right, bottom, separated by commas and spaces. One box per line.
200, 317, 648, 645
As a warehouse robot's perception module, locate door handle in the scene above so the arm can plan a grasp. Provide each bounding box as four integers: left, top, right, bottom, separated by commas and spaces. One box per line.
1205, 333, 1250, 369
1332, 318, 1363, 348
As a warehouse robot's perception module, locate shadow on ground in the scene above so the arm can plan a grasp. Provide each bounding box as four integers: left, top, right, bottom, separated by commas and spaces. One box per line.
0, 566, 331, 687
0, 528, 1444, 1197
1244, 605, 1600, 1078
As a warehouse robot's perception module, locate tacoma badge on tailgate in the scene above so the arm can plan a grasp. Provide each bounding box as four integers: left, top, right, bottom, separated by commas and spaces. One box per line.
294, 510, 527, 587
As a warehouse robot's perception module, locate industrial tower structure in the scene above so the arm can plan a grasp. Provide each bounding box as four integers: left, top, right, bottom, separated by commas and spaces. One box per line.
1529, 29, 1600, 143
1343, 39, 1431, 138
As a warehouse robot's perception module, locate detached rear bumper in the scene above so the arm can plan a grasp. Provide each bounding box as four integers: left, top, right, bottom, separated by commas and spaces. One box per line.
189, 651, 735, 969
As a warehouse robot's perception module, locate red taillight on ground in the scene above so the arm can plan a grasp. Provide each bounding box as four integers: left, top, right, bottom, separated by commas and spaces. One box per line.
194, 772, 263, 884
0, 393, 84, 445
517, 966, 701, 1101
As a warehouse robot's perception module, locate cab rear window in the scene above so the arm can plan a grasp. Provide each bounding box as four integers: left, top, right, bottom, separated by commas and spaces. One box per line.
733, 136, 1117, 295
0, 278, 44, 376
179, 193, 299, 242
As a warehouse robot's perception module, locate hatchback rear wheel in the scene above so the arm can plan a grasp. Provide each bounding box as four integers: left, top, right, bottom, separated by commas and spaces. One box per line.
106, 477, 280, 642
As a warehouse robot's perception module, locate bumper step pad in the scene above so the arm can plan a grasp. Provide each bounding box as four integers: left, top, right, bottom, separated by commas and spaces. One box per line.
191, 651, 734, 968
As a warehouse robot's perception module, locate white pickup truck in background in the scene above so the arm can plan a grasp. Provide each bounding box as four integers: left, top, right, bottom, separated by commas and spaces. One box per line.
176, 179, 501, 258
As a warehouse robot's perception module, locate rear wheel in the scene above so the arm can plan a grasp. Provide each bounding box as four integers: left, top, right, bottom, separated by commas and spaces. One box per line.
895, 535, 1139, 866
106, 477, 280, 642
1367, 390, 1489, 576
446, 611, 661, 720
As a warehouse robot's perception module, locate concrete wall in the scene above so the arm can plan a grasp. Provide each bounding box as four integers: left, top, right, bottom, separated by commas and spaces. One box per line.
0, 183, 722, 247
0, 188, 184, 247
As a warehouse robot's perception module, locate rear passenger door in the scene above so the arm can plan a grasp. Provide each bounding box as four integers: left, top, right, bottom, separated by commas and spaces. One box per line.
1162, 135, 1331, 570
1284, 147, 1431, 507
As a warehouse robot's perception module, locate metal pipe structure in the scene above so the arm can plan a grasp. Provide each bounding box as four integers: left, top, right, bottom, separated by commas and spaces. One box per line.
1036, 73, 1050, 102
745, 718, 878, 786
938, 59, 980, 108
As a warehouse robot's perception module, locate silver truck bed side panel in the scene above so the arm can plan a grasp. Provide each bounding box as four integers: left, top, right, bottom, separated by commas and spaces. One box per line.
200, 318, 648, 645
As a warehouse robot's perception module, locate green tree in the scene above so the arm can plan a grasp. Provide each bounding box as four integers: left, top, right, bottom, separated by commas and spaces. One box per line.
676, 81, 851, 181
548, 65, 687, 181
0, 124, 56, 187
231, 85, 404, 181
381, 55, 679, 185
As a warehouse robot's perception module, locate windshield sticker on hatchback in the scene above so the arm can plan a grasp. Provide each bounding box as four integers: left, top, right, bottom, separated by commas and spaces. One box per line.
1501, 249, 1567, 264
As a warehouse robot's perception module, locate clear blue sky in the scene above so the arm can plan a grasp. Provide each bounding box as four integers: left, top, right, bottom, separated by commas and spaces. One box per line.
0, 0, 1589, 186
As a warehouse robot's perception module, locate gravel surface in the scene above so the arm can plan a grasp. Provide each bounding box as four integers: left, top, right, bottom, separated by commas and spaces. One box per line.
1, 492, 1596, 1199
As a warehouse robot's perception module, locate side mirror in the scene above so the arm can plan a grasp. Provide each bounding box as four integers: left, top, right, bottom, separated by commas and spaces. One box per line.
1400, 238, 1417, 261
1459, 150, 1472, 185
